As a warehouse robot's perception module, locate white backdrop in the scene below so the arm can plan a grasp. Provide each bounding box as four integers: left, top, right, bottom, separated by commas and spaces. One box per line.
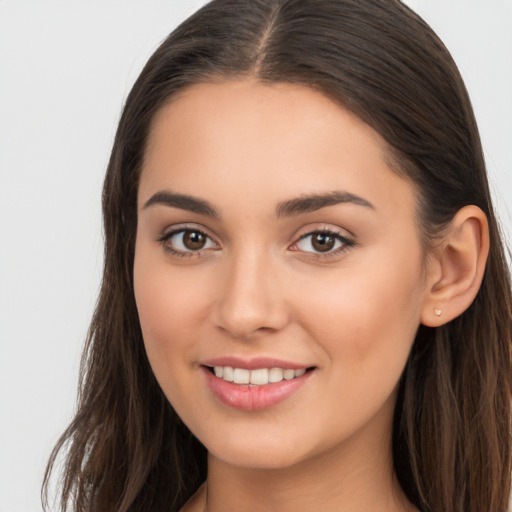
0, 1, 510, 511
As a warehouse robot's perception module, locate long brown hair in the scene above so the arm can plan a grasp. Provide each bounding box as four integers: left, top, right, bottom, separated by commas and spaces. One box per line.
43, 1, 512, 511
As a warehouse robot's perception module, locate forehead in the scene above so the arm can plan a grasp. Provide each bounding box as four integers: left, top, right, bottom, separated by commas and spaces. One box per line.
145, 80, 388, 166
140, 80, 417, 221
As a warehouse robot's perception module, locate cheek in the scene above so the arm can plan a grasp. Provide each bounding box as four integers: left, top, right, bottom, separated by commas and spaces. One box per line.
133, 247, 208, 368
294, 253, 424, 375
293, 264, 423, 435
133, 250, 213, 418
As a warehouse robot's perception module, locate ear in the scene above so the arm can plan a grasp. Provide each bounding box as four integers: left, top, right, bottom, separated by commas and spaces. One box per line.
421, 205, 489, 327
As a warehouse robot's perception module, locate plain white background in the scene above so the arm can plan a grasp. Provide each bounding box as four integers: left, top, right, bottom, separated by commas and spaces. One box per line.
0, 1, 510, 511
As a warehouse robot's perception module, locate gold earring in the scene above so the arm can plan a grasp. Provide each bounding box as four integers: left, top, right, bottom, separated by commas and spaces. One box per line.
434, 308, 442, 317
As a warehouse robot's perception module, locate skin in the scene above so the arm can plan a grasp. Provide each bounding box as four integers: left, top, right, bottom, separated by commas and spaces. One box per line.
133, 80, 433, 511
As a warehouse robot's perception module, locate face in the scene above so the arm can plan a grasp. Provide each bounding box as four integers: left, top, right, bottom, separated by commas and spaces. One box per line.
134, 80, 431, 471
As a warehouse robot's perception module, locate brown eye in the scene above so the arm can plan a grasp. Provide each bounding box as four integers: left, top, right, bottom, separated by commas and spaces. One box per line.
162, 228, 217, 254
183, 230, 206, 250
293, 230, 353, 256
311, 233, 336, 252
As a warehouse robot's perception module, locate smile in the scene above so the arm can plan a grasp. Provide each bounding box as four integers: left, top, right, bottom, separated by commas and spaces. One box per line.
212, 366, 307, 385
202, 363, 314, 411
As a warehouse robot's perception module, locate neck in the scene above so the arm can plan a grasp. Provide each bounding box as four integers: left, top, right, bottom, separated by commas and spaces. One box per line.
204, 422, 415, 512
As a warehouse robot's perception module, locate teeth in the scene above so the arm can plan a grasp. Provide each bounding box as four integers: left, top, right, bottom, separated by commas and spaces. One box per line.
268, 368, 283, 383
233, 368, 250, 384
223, 366, 234, 382
212, 366, 308, 385
283, 369, 295, 380
250, 368, 269, 385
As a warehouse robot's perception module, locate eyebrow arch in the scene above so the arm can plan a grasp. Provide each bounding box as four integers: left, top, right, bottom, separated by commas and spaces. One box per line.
276, 191, 375, 218
143, 190, 219, 218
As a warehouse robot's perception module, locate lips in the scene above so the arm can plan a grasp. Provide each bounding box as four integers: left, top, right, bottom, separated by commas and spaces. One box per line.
201, 357, 314, 411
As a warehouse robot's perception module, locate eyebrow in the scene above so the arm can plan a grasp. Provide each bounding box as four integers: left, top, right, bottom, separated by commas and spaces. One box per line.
275, 191, 375, 218
142, 189, 374, 218
143, 190, 219, 217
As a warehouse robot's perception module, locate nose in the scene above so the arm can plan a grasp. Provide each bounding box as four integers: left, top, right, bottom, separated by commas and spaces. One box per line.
212, 248, 290, 340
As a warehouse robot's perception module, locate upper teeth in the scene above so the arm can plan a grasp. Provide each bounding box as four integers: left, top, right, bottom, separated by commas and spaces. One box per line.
213, 366, 306, 385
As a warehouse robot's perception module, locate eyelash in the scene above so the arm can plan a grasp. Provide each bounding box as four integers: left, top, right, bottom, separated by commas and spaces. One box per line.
292, 229, 355, 258
158, 227, 355, 259
158, 227, 218, 258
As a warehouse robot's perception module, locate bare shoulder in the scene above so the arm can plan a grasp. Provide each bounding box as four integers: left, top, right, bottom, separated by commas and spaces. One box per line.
180, 483, 206, 512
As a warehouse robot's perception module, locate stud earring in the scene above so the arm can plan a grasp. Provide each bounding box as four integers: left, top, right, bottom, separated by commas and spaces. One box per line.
434, 308, 442, 317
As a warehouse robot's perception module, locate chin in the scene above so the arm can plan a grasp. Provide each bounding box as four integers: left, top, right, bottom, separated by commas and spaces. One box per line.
210, 445, 306, 470
202, 428, 319, 470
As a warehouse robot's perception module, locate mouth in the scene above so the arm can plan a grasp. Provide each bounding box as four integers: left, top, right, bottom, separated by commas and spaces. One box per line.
201, 362, 316, 411
205, 365, 314, 386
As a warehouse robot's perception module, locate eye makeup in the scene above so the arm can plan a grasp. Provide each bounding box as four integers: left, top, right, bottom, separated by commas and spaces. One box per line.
157, 222, 356, 262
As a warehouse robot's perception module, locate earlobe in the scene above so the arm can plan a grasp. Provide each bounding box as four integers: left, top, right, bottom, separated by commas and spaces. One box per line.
421, 205, 489, 327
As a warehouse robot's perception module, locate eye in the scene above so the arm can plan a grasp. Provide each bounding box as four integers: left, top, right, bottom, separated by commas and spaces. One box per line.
292, 230, 354, 255
159, 228, 218, 255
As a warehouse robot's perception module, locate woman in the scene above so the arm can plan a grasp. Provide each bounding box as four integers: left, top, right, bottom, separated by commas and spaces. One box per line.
43, 1, 512, 511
